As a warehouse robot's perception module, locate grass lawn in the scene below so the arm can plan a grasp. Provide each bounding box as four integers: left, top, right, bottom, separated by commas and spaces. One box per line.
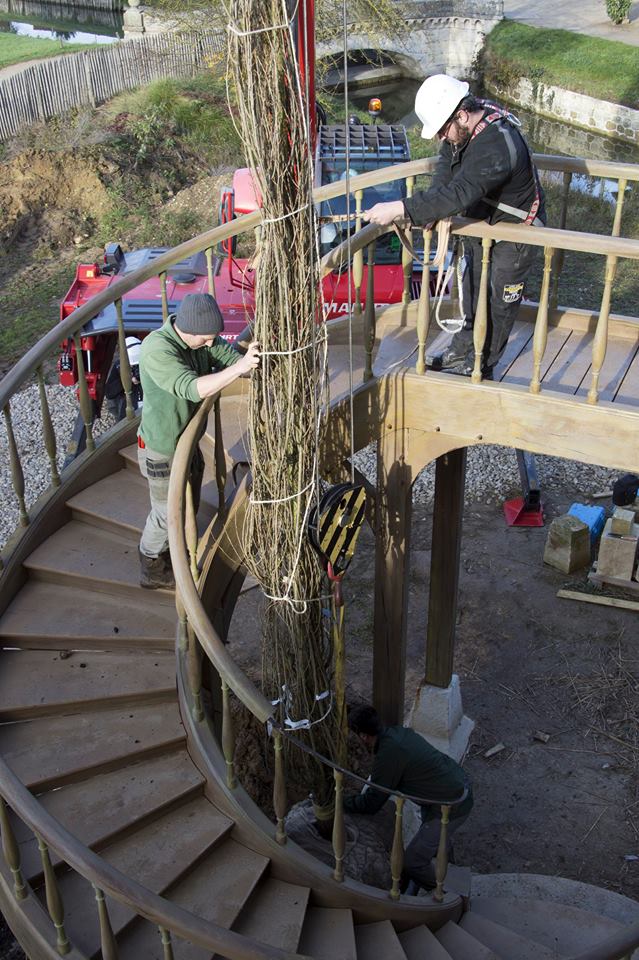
483, 20, 639, 107
0, 32, 96, 70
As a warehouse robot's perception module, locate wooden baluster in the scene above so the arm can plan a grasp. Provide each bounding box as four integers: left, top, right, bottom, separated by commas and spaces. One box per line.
273, 728, 287, 844
205, 246, 215, 295
3, 404, 29, 527
0, 797, 27, 900
213, 397, 227, 513
415, 227, 433, 374
72, 335, 95, 453
363, 241, 377, 381
612, 177, 628, 238
353, 189, 364, 316
530, 246, 554, 394
549, 171, 572, 311
115, 299, 135, 421
37, 366, 60, 488
93, 886, 119, 960
175, 589, 188, 653
471, 238, 493, 384
389, 796, 405, 901
158, 927, 175, 960
185, 478, 198, 582
332, 770, 345, 882
186, 624, 203, 723
36, 835, 70, 955
432, 804, 451, 903
221, 679, 237, 788
402, 176, 415, 305
587, 255, 617, 405
160, 271, 169, 323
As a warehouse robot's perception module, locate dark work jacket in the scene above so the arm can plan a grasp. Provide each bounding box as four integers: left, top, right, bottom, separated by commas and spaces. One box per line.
404, 109, 546, 228
343, 726, 473, 822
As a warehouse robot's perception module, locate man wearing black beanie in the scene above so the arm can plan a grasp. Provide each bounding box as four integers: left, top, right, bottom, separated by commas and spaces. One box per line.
137, 293, 260, 589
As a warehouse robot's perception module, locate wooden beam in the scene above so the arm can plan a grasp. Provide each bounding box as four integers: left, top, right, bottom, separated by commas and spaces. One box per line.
425, 449, 467, 689
558, 589, 639, 612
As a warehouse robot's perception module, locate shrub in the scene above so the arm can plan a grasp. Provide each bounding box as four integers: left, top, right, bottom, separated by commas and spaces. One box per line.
605, 0, 631, 23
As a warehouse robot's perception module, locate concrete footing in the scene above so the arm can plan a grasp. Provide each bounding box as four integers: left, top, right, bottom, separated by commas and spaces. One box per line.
407, 674, 474, 762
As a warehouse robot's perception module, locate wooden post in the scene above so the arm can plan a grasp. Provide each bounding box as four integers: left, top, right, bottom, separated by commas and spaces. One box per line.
373, 428, 412, 725
415, 227, 432, 375
389, 796, 405, 901
530, 247, 553, 394
471, 238, 492, 384
332, 770, 345, 881
425, 449, 466, 689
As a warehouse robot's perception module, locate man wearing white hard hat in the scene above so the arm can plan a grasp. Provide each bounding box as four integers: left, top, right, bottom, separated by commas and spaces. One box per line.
364, 74, 545, 378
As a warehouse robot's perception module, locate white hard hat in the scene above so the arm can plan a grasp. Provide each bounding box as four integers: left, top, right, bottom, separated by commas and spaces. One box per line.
125, 336, 142, 366
415, 74, 470, 140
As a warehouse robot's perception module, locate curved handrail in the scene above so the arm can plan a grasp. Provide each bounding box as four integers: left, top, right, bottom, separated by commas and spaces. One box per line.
0, 758, 311, 960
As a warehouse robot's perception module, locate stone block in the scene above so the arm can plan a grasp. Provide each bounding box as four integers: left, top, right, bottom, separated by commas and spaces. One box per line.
611, 507, 635, 536
543, 515, 591, 574
408, 674, 474, 762
597, 520, 639, 581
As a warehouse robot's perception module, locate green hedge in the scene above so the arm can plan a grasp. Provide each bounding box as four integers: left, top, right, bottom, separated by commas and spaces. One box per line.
481, 20, 639, 108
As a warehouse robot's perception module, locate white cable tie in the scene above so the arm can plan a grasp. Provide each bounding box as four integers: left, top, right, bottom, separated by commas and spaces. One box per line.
250, 478, 314, 506
285, 717, 311, 730
226, 21, 288, 37
263, 592, 308, 613
261, 201, 313, 225
315, 690, 330, 701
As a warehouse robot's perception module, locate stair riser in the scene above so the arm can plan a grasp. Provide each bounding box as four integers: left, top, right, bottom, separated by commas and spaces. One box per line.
69, 506, 143, 538
0, 688, 177, 723
24, 567, 173, 602
0, 636, 174, 653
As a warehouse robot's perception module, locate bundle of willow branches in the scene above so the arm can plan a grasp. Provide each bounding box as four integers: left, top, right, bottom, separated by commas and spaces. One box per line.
225, 0, 338, 811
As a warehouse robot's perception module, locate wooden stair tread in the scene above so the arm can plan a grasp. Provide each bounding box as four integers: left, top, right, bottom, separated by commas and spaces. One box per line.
67, 469, 150, 535
231, 877, 310, 953
116, 836, 270, 960
460, 912, 561, 959
472, 896, 625, 956
354, 920, 408, 959
24, 520, 172, 599
0, 649, 175, 720
121, 441, 220, 516
298, 907, 356, 960
0, 580, 175, 649
443, 864, 472, 898
436, 921, 499, 959
49, 795, 234, 958
0, 702, 184, 790
398, 924, 454, 960
14, 749, 203, 882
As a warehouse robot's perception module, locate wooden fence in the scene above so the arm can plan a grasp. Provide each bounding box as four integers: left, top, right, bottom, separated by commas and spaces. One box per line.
0, 30, 226, 141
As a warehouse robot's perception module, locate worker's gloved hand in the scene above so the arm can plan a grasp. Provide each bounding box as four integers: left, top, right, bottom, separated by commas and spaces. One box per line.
239, 341, 261, 374
363, 201, 405, 226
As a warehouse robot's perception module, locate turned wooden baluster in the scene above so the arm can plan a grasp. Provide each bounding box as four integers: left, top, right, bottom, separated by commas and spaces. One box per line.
72, 335, 95, 453
185, 478, 198, 581
115, 298, 135, 421
158, 926, 175, 960
471, 238, 493, 384
0, 797, 26, 900
415, 227, 433, 374
36, 834, 70, 955
3, 403, 29, 527
36, 366, 60, 488
353, 189, 364, 315
549, 171, 572, 311
273, 728, 287, 844
186, 623, 203, 723
332, 770, 345, 882
93, 886, 119, 960
160, 271, 169, 323
213, 397, 227, 513
432, 804, 451, 903
222, 678, 237, 788
530, 246, 554, 394
205, 246, 215, 295
389, 796, 405, 901
363, 241, 377, 381
588, 177, 628, 405
402, 176, 415, 305
175, 590, 189, 653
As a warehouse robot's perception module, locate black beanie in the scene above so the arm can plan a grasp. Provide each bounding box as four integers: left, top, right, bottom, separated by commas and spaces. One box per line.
176, 294, 224, 335
612, 474, 639, 507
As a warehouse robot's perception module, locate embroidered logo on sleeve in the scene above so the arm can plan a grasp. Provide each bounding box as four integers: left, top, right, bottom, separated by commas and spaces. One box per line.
502, 282, 524, 304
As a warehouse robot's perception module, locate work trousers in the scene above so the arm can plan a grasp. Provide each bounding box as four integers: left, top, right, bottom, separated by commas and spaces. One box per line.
138, 444, 204, 559
450, 236, 538, 369
403, 810, 471, 889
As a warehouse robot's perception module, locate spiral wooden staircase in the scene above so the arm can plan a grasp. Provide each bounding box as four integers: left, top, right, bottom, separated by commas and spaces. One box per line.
1, 155, 639, 960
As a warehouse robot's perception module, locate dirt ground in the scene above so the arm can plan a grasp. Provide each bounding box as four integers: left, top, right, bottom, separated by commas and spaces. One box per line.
228, 474, 639, 905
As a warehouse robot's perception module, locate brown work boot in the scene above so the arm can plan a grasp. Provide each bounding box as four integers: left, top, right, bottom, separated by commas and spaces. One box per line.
139, 549, 175, 590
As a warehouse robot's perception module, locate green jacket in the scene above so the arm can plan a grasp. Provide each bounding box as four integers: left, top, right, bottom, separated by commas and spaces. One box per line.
138, 317, 239, 457
343, 726, 473, 821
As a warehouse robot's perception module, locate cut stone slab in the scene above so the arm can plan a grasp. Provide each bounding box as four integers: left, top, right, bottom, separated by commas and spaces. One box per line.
408, 674, 474, 762
597, 518, 638, 581
543, 515, 591, 573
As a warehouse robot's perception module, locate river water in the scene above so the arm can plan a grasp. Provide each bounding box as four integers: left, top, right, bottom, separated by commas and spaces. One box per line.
0, 0, 123, 42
